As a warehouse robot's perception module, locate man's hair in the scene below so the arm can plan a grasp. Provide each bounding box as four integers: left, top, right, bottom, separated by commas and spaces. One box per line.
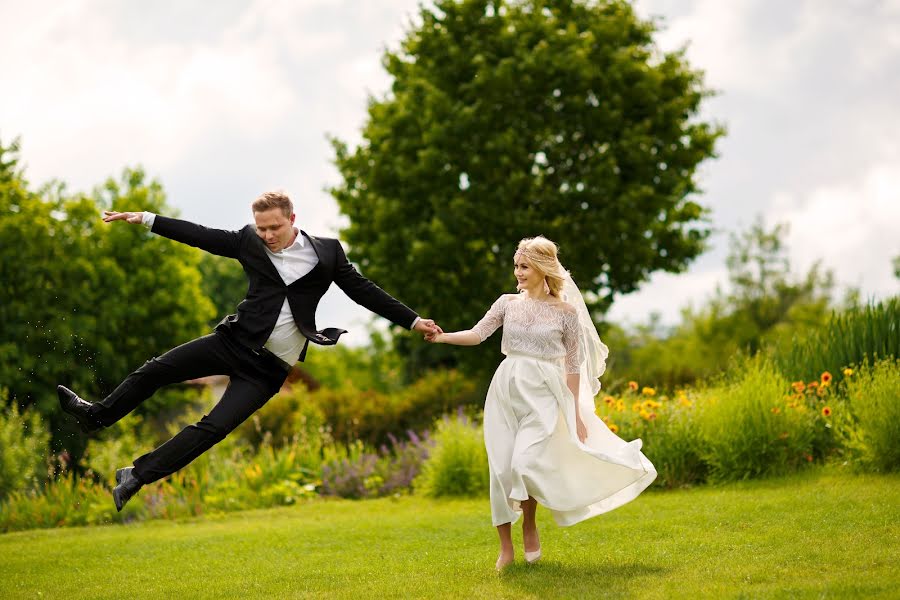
252, 191, 293, 218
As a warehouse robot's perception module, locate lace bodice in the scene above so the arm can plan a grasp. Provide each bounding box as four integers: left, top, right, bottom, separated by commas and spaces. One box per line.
471, 294, 582, 374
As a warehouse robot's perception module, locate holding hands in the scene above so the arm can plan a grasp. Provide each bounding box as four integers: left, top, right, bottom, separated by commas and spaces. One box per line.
414, 318, 443, 338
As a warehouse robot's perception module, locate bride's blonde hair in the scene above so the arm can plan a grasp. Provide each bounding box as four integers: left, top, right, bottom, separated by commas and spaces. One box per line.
514, 236, 568, 298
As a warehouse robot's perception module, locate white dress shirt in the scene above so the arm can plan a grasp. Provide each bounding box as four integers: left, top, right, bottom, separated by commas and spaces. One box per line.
142, 212, 419, 366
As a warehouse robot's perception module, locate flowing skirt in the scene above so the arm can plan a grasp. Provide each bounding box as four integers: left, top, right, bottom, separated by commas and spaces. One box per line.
484, 353, 657, 527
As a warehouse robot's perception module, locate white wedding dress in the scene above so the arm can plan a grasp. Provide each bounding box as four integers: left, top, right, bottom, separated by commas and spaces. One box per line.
472, 294, 657, 527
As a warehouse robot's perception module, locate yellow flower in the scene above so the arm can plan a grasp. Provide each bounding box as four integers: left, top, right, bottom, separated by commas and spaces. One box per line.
608, 423, 619, 434
616, 399, 625, 412
771, 407, 782, 415
639, 409, 651, 420
604, 395, 616, 406
791, 381, 806, 394
822, 406, 832, 417
678, 397, 692, 408
632, 402, 642, 412
628, 381, 639, 392
641, 386, 656, 397
820, 371, 833, 386
843, 368, 853, 377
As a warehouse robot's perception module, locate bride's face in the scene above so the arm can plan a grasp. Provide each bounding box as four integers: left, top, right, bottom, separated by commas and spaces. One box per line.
514, 257, 543, 293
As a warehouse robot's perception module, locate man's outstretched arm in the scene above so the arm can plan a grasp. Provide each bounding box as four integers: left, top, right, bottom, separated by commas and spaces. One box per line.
103, 211, 242, 259
331, 241, 441, 336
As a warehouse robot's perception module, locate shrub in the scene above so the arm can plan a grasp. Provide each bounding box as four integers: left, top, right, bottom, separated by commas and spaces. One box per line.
595, 387, 707, 488
0, 395, 51, 498
307, 369, 478, 446
415, 411, 488, 498
320, 431, 432, 499
842, 358, 900, 472
695, 357, 818, 482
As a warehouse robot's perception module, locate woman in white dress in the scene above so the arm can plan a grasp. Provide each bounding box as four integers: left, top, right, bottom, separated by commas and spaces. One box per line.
426, 236, 657, 570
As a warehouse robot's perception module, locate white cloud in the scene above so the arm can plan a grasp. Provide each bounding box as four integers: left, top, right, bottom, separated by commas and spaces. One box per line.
767, 160, 900, 298
2, 0, 898, 345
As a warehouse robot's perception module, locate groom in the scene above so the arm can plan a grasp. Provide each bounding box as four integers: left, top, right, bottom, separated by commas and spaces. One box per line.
57, 191, 441, 511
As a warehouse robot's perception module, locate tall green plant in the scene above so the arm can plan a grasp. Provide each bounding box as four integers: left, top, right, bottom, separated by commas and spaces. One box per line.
777, 297, 899, 382
843, 358, 900, 472
0, 393, 51, 498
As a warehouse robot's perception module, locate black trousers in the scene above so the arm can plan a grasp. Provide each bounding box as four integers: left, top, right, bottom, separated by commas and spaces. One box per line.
90, 331, 289, 484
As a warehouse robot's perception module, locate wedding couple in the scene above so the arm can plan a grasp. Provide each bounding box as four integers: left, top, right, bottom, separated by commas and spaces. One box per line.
58, 191, 656, 570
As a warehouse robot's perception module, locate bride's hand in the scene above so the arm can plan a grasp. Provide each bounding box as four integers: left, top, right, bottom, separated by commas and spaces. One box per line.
576, 417, 587, 443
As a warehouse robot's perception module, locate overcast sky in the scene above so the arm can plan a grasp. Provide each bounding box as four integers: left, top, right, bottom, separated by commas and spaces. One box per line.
2, 0, 898, 344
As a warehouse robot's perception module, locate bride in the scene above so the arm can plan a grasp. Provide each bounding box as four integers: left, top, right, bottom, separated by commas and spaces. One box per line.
426, 236, 657, 570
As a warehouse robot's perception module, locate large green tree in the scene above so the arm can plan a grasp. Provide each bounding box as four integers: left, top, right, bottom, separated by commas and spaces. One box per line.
330, 0, 722, 378
0, 139, 215, 444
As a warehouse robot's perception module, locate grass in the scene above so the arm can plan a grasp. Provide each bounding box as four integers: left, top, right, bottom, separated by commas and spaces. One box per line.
1, 465, 898, 599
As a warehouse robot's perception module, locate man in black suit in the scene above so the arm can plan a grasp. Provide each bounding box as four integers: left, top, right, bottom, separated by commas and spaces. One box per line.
57, 191, 441, 511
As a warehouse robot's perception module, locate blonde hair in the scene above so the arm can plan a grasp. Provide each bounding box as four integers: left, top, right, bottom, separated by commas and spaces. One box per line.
514, 236, 568, 298
251, 191, 293, 218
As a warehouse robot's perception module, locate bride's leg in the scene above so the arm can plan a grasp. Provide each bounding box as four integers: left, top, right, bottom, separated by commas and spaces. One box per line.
496, 523, 514, 570
521, 496, 540, 553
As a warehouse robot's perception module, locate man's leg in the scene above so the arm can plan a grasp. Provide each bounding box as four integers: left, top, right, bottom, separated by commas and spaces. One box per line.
131, 376, 277, 484
91, 334, 229, 427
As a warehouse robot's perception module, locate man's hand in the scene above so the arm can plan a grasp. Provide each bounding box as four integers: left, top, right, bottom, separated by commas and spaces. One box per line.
414, 318, 443, 337
102, 211, 143, 224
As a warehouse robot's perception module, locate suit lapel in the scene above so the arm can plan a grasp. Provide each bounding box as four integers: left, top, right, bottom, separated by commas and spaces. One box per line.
247, 230, 286, 284
301, 231, 331, 273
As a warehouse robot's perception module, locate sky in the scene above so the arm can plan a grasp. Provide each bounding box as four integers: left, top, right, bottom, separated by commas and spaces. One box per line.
2, 0, 898, 345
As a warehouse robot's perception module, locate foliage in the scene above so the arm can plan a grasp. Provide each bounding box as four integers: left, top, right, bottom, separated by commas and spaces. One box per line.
694, 357, 820, 482
305, 369, 479, 446
842, 359, 900, 472
320, 431, 432, 499
596, 386, 708, 488
235, 386, 327, 448
0, 138, 215, 453
302, 334, 407, 394
415, 411, 489, 497
330, 0, 722, 379
0, 392, 51, 498
774, 296, 899, 383
611, 220, 835, 388
197, 253, 247, 328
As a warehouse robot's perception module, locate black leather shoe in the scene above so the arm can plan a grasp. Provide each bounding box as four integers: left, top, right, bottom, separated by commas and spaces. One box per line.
113, 467, 143, 512
57, 385, 101, 433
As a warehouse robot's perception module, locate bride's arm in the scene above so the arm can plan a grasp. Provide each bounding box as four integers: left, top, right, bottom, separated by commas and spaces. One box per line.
428, 295, 508, 347
429, 330, 481, 345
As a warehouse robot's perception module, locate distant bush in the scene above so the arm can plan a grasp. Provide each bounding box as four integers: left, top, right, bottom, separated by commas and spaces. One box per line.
307, 369, 478, 446
415, 412, 488, 498
0, 395, 51, 498
320, 431, 432, 499
842, 359, 900, 472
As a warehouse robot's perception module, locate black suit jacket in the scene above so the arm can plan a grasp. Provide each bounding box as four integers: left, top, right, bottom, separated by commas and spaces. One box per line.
151, 215, 418, 362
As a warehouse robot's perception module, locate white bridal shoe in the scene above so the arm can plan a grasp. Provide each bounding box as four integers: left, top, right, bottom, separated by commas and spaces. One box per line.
524, 548, 542, 564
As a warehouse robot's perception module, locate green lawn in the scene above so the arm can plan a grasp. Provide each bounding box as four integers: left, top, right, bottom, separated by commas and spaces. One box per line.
1, 466, 898, 599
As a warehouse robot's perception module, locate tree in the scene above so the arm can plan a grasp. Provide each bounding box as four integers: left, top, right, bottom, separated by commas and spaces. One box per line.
612, 219, 835, 389
330, 0, 722, 378
198, 253, 247, 328
0, 138, 215, 448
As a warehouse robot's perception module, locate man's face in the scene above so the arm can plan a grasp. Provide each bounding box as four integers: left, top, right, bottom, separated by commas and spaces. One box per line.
254, 208, 296, 252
